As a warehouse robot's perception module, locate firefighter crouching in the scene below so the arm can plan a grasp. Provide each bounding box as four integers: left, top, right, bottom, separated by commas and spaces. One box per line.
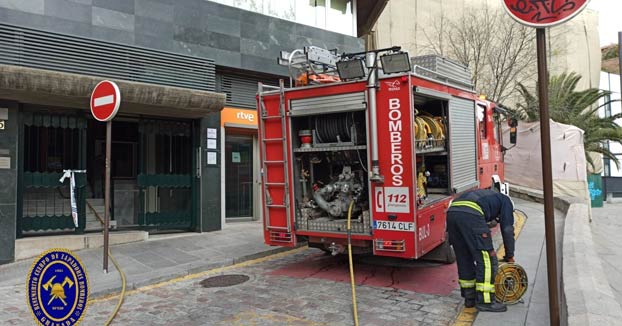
446, 189, 515, 312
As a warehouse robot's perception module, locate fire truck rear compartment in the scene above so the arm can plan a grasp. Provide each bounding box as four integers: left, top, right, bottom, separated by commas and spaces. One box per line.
290, 111, 372, 235
413, 94, 452, 207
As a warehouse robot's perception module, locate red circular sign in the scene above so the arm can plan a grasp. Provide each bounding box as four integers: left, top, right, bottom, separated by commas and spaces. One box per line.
502, 0, 589, 27
90, 80, 121, 121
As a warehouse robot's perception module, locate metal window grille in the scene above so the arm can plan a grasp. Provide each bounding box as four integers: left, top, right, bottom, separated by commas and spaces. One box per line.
0, 23, 215, 91
220, 73, 282, 108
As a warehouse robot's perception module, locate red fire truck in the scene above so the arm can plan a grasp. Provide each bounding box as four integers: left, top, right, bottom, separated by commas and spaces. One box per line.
257, 46, 512, 262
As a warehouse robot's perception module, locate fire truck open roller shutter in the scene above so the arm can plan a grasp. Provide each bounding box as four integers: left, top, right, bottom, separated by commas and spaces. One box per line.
449, 97, 479, 193
414, 86, 452, 101
289, 92, 367, 116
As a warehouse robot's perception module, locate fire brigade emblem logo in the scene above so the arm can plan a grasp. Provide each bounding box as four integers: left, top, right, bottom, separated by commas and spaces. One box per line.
27, 248, 89, 326
384, 80, 401, 91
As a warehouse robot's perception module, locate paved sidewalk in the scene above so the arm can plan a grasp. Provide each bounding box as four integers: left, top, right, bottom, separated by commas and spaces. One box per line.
0, 220, 292, 315
474, 199, 565, 326
590, 203, 622, 305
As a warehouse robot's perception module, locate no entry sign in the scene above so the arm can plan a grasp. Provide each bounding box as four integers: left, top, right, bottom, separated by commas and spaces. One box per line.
90, 80, 121, 121
502, 0, 589, 28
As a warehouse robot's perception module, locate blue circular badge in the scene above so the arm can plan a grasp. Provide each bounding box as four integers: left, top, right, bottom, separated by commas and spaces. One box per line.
27, 248, 89, 326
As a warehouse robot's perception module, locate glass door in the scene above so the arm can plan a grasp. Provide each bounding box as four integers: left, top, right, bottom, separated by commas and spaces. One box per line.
225, 134, 254, 218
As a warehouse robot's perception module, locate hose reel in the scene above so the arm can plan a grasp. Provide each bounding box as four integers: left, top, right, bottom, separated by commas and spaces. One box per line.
495, 262, 528, 304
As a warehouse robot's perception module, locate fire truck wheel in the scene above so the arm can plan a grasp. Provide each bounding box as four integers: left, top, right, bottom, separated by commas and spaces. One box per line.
422, 235, 456, 264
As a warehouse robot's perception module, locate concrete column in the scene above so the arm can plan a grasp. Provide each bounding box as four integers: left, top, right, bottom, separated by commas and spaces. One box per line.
0, 101, 19, 264
199, 112, 222, 232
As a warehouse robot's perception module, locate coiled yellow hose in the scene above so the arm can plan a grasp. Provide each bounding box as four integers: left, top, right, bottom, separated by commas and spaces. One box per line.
495, 262, 528, 304
347, 200, 359, 326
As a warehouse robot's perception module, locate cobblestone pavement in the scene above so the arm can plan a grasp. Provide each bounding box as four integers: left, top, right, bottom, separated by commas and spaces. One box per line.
2, 249, 462, 326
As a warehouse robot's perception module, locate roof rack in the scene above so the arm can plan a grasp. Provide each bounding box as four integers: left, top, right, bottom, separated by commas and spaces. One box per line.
277, 46, 341, 87
411, 55, 474, 90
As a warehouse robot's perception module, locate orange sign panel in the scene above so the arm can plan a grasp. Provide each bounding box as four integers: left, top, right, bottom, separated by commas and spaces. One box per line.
221, 107, 257, 127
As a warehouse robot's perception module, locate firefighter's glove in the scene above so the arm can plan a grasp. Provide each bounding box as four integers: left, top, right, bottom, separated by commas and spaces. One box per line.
502, 256, 515, 263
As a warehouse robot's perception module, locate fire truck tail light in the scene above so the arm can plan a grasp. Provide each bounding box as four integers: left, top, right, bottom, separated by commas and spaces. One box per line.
401, 76, 408, 82
375, 239, 406, 252
269, 231, 292, 243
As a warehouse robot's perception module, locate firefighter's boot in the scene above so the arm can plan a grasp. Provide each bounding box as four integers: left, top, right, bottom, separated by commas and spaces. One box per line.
476, 293, 507, 312
463, 288, 476, 308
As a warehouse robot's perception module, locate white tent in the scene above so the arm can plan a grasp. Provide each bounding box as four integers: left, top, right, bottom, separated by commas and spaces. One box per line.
502, 120, 591, 213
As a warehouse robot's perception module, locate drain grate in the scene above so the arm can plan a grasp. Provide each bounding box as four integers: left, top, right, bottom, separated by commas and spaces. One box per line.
200, 274, 250, 288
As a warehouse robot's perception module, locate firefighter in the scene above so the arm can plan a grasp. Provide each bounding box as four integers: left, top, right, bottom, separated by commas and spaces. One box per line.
446, 189, 515, 312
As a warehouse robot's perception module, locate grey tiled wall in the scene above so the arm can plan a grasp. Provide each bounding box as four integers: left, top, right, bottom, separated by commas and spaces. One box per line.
0, 0, 364, 76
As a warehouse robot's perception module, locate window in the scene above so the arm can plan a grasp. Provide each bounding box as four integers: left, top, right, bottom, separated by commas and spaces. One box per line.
24, 126, 80, 172
493, 114, 500, 143
295, 0, 326, 31
211, 0, 356, 36
326, 0, 354, 36
477, 105, 486, 139
604, 158, 611, 177
604, 94, 612, 118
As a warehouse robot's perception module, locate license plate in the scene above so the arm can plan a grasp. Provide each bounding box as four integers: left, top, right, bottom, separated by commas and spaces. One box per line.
373, 221, 415, 232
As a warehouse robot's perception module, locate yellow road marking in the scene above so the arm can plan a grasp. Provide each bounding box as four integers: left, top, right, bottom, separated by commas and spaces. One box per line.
451, 211, 527, 326
497, 210, 526, 260
88, 246, 308, 304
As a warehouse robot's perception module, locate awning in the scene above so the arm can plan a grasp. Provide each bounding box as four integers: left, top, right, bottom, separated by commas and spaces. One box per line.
356, 0, 390, 37
0, 64, 226, 119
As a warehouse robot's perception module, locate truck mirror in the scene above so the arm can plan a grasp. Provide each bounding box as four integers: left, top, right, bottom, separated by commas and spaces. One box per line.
507, 117, 518, 127
510, 127, 517, 145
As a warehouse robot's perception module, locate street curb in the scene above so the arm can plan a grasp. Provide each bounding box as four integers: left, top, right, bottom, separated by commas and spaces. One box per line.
88, 243, 307, 301
510, 185, 622, 326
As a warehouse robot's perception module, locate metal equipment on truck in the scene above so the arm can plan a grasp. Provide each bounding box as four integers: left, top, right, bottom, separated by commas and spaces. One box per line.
257, 46, 516, 263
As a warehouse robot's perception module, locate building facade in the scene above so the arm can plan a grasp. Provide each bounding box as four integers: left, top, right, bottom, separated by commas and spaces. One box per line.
0, 0, 375, 264
599, 71, 622, 177
372, 0, 601, 93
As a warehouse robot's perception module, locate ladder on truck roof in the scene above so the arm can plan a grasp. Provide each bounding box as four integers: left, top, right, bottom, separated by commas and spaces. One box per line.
258, 80, 292, 243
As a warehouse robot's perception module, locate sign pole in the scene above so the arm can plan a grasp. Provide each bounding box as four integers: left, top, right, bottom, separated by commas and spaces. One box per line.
104, 120, 111, 273
90, 79, 120, 272
536, 27, 560, 326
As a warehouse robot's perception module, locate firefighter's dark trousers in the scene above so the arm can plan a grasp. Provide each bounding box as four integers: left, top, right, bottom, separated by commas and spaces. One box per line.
446, 210, 498, 304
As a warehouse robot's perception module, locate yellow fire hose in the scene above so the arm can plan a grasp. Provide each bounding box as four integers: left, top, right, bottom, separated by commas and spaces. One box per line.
347, 200, 360, 326
105, 249, 127, 326
495, 262, 528, 304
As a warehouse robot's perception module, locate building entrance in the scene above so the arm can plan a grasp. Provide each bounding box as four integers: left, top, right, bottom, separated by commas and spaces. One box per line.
225, 134, 255, 219
87, 120, 140, 228
18, 110, 199, 237
87, 118, 197, 230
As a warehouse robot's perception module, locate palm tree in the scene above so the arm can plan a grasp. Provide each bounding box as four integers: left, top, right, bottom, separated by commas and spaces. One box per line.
507, 72, 622, 169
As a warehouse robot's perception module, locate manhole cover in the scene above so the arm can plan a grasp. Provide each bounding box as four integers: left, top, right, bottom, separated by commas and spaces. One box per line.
200, 274, 250, 288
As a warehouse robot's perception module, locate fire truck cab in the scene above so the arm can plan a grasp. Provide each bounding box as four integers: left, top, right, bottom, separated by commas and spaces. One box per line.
257, 46, 509, 261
